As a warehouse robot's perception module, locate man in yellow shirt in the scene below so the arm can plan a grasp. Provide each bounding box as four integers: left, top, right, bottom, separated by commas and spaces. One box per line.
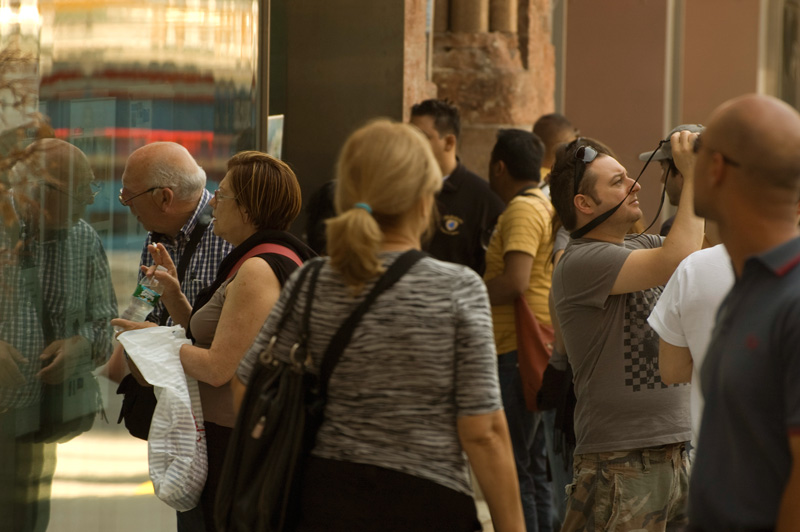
485, 129, 554, 531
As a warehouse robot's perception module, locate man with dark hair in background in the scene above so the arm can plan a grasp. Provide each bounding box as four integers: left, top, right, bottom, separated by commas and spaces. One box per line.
484, 129, 554, 531
637, 124, 703, 236
410, 99, 504, 275
533, 113, 578, 198
549, 132, 704, 530
303, 179, 336, 256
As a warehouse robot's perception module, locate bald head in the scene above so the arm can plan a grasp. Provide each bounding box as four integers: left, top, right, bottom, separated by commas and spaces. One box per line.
15, 139, 96, 227
26, 138, 94, 187
123, 142, 206, 201
706, 94, 800, 191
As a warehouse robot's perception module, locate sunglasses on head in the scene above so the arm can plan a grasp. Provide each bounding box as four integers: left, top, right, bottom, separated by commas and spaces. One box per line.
572, 140, 599, 197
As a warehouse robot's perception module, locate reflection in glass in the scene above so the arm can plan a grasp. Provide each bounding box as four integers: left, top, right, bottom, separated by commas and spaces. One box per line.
1, 1, 261, 529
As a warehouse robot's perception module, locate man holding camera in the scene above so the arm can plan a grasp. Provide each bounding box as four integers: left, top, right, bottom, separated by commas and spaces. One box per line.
548, 132, 703, 530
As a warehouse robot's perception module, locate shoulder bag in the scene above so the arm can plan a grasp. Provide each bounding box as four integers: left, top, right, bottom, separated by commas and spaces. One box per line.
215, 250, 425, 532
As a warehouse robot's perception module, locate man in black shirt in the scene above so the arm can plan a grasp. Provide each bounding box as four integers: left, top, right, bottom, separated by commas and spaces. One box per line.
410, 99, 504, 275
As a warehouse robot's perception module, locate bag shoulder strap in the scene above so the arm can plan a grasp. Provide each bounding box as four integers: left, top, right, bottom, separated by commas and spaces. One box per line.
516, 187, 554, 215
272, 258, 324, 335
159, 217, 208, 326
515, 185, 541, 198
226, 244, 304, 281
176, 218, 208, 284
317, 249, 426, 397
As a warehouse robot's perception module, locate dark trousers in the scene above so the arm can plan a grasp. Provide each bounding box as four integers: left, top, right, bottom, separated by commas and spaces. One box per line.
295, 456, 482, 532
176, 421, 232, 532
498, 350, 554, 532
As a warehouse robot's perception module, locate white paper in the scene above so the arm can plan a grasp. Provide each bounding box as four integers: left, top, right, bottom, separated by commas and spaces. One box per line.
118, 325, 208, 512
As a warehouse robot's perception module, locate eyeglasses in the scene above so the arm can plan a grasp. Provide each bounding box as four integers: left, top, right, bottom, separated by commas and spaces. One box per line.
693, 135, 740, 167
118, 186, 160, 207
45, 181, 101, 203
213, 189, 237, 202
573, 142, 599, 196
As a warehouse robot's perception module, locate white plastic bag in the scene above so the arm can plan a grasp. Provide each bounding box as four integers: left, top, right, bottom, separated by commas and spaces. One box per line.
118, 325, 208, 512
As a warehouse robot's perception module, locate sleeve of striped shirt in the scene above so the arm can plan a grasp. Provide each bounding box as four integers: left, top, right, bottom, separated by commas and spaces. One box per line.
452, 269, 503, 417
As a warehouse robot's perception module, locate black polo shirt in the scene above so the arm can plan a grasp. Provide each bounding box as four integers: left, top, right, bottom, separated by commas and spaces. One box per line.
689, 236, 800, 530
424, 163, 504, 275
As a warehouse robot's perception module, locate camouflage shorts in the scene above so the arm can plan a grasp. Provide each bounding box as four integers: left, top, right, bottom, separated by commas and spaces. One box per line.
562, 443, 690, 532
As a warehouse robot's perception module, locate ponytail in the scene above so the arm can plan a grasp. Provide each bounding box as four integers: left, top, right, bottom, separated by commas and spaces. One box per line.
326, 207, 385, 293
327, 119, 441, 292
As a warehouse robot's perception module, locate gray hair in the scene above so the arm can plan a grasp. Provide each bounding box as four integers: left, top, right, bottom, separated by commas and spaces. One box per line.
134, 142, 206, 201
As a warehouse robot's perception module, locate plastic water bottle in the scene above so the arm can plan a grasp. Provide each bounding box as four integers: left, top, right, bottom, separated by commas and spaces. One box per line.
117, 266, 168, 327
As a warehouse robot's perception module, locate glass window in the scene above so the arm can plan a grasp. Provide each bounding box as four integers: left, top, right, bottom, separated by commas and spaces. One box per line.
1, 1, 260, 530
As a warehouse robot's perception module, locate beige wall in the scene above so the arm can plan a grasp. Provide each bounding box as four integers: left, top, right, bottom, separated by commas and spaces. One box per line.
565, 0, 768, 229
682, 0, 760, 123
565, 0, 670, 225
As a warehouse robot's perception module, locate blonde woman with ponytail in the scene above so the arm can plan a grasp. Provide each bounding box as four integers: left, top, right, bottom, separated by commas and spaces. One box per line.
236, 120, 524, 532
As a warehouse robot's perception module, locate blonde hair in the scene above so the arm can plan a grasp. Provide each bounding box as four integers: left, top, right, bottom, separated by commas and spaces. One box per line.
227, 151, 302, 231
327, 119, 442, 291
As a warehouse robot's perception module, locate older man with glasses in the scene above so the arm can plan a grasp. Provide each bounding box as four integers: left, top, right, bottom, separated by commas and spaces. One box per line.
547, 132, 704, 531
108, 141, 231, 530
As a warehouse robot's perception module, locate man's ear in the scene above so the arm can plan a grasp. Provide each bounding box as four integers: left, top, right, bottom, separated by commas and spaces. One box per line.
574, 193, 595, 215
158, 187, 174, 212
492, 159, 506, 178
709, 152, 727, 187
443, 133, 457, 153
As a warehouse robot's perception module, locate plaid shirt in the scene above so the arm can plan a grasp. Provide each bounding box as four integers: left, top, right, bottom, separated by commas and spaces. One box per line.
0, 219, 117, 410
136, 189, 232, 325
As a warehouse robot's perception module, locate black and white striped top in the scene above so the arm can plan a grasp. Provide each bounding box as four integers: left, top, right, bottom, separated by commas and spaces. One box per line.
237, 252, 502, 496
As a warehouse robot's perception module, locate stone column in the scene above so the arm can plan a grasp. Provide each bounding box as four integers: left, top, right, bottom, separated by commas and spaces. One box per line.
451, 0, 489, 32
434, 0, 449, 32
432, 0, 555, 179
490, 0, 517, 32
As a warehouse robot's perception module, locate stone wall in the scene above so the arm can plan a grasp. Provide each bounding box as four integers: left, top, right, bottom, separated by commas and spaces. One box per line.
432, 0, 554, 179
404, 0, 438, 122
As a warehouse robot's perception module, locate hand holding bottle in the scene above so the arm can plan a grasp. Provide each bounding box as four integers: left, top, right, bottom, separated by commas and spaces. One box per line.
142, 243, 181, 303
113, 265, 168, 333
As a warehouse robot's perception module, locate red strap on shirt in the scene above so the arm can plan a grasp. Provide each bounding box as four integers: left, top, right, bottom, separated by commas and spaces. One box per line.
226, 244, 303, 280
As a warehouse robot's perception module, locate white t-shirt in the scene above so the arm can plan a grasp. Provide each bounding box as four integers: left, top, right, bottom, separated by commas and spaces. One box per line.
648, 244, 734, 457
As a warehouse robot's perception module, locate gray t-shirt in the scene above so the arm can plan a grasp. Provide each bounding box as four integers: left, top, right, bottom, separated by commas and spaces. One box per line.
237, 253, 502, 496
552, 234, 691, 454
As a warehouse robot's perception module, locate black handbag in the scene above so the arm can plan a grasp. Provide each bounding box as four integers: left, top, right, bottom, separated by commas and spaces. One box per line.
215, 250, 425, 532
